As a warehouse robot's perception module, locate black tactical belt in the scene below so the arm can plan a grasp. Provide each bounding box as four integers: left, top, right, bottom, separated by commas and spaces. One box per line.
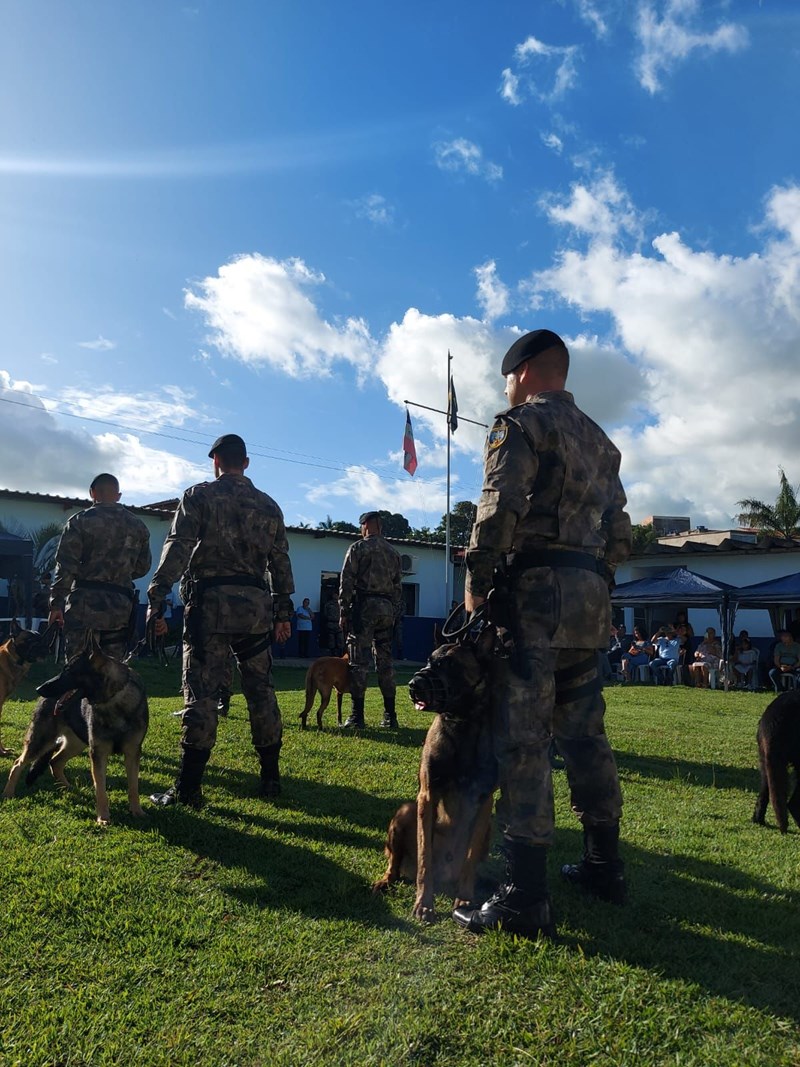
507, 549, 603, 575
193, 574, 267, 592
74, 579, 135, 600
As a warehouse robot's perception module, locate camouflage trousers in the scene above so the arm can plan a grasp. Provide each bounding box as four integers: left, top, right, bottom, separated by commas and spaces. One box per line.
181, 630, 281, 751
347, 621, 396, 702
64, 621, 129, 663
63, 589, 135, 662
493, 645, 623, 845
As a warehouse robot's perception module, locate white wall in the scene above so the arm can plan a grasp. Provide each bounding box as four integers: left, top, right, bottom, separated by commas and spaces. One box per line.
0, 494, 454, 618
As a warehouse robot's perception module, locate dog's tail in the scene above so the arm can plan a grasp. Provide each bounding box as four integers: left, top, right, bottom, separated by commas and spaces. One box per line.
25, 748, 57, 787
300, 667, 317, 721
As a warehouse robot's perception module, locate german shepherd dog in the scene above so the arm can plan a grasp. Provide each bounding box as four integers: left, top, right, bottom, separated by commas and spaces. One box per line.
372, 624, 498, 922
0, 620, 58, 756
752, 690, 800, 833
299, 653, 351, 730
3, 632, 149, 825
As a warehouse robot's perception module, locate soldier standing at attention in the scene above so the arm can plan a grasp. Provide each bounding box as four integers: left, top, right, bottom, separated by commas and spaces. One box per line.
339, 511, 403, 730
453, 330, 632, 940
147, 434, 295, 807
49, 473, 151, 661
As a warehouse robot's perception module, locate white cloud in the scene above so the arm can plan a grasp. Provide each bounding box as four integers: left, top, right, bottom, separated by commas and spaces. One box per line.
573, 0, 610, 39
77, 335, 116, 351
305, 465, 452, 520
541, 131, 565, 154
540, 171, 644, 243
529, 182, 800, 524
474, 261, 511, 322
184, 253, 376, 377
0, 373, 208, 502
502, 35, 581, 106
433, 138, 503, 183
635, 0, 749, 94
351, 192, 395, 227
500, 68, 522, 106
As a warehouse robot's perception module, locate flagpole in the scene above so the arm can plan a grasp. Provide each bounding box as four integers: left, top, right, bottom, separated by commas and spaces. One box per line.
445, 351, 451, 616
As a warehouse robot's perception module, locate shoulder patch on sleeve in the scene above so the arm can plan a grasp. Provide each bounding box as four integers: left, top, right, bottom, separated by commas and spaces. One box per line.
487, 422, 508, 451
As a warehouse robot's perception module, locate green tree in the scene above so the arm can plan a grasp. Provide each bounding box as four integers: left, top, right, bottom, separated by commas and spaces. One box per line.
435, 500, 477, 547
631, 522, 659, 554
376, 511, 412, 539
737, 467, 800, 541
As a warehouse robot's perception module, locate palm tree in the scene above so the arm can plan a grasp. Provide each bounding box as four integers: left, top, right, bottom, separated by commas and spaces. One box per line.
737, 468, 800, 541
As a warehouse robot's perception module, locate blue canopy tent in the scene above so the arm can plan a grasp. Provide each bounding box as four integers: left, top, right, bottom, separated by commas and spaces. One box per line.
611, 567, 737, 680
730, 571, 800, 635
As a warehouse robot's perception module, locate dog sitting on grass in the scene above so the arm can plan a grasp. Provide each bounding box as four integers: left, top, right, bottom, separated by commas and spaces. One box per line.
372, 624, 498, 923
0, 620, 58, 757
3, 631, 148, 825
299, 653, 351, 730
752, 690, 800, 834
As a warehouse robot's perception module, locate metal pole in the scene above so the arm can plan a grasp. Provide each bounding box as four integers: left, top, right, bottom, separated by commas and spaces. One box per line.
445, 351, 451, 615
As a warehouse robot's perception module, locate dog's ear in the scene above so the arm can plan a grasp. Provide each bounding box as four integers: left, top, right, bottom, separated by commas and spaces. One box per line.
9, 619, 21, 639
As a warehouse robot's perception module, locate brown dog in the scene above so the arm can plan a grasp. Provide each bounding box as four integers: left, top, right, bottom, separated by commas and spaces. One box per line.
299, 653, 350, 730
753, 690, 800, 833
0, 621, 58, 756
372, 626, 498, 922
3, 632, 148, 825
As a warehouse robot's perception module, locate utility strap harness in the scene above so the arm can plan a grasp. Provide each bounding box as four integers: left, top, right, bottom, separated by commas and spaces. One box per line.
506, 548, 603, 575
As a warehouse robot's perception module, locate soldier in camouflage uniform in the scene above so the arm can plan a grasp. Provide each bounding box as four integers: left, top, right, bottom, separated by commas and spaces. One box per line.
49, 473, 151, 661
339, 511, 403, 729
147, 434, 295, 807
453, 330, 632, 940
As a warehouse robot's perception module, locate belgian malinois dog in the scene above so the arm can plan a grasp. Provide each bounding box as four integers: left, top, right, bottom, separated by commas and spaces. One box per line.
299, 653, 351, 730
3, 632, 149, 825
0, 620, 58, 756
372, 624, 498, 923
753, 690, 800, 834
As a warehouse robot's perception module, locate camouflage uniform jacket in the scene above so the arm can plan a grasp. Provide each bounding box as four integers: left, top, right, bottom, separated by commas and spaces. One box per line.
50, 503, 151, 620
148, 473, 295, 631
466, 390, 631, 649
339, 535, 403, 622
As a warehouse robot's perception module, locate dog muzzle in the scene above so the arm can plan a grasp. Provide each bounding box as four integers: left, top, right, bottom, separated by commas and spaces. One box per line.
408, 665, 452, 714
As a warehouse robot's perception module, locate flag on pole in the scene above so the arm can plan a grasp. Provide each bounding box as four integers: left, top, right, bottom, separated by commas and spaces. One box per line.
403, 409, 418, 476
448, 375, 459, 433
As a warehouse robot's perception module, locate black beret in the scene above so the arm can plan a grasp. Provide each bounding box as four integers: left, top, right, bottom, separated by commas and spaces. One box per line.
501, 330, 568, 376
359, 511, 380, 525
208, 433, 247, 458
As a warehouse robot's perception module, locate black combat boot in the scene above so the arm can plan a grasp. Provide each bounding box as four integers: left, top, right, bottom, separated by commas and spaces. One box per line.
256, 742, 282, 798
217, 695, 230, 717
561, 822, 627, 904
379, 693, 399, 729
453, 836, 556, 939
341, 694, 366, 730
149, 744, 210, 809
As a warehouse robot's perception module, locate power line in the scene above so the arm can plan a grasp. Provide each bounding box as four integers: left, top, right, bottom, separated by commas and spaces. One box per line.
0, 389, 484, 505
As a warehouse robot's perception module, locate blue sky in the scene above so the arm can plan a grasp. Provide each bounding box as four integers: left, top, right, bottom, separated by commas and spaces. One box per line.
1, 0, 799, 532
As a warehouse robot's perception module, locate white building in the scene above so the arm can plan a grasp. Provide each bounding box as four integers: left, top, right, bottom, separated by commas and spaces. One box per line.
0, 489, 463, 660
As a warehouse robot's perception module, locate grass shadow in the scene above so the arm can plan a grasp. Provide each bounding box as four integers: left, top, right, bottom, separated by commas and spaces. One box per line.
614, 749, 761, 793
551, 827, 800, 1023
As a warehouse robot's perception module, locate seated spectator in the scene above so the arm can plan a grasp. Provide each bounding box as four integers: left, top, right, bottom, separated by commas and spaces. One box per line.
673, 610, 694, 640
688, 627, 722, 689
732, 636, 758, 690
607, 623, 626, 674
649, 626, 682, 684
768, 630, 800, 693
620, 625, 653, 683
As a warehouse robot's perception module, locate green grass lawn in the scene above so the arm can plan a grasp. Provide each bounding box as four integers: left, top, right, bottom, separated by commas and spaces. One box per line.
0, 660, 798, 1067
